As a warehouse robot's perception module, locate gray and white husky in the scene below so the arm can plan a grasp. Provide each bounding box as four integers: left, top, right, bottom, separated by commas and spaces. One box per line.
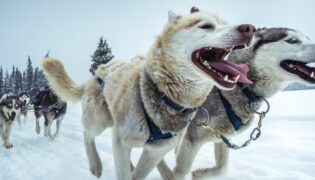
158, 28, 315, 180
0, 93, 23, 148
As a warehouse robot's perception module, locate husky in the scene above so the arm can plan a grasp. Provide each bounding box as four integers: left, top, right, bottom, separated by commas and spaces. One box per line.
33, 88, 67, 140
42, 7, 255, 179
157, 28, 315, 180
17, 92, 30, 130
0, 93, 23, 148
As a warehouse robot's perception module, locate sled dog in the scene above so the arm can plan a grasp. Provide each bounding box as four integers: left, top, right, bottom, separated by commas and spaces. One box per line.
42, 7, 255, 179
0, 93, 22, 148
33, 88, 67, 140
17, 92, 30, 129
157, 28, 315, 180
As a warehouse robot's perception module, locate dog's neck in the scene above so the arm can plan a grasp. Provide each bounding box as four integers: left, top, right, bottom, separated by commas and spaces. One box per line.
143, 38, 214, 108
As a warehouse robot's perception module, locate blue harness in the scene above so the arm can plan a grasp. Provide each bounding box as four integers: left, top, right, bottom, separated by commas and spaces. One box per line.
96, 77, 105, 87
144, 94, 198, 144
218, 83, 262, 131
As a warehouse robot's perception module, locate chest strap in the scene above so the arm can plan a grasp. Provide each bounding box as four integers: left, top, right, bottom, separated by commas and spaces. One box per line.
145, 94, 198, 144
218, 90, 244, 131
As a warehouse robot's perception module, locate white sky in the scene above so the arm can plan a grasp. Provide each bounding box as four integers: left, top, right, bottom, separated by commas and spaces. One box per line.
0, 0, 314, 116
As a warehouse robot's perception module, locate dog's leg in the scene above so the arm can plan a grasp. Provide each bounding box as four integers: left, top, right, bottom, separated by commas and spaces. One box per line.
36, 117, 40, 134
52, 117, 63, 139
133, 148, 170, 180
3, 122, 13, 148
17, 116, 22, 130
112, 128, 132, 180
171, 137, 203, 180
44, 115, 50, 137
84, 131, 103, 178
0, 124, 8, 148
157, 159, 175, 180
192, 141, 229, 179
47, 119, 54, 140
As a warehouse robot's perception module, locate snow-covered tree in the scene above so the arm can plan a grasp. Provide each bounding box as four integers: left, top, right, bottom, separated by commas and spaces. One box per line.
45, 50, 50, 58
0, 67, 3, 94
26, 56, 33, 92
89, 37, 114, 75
14, 68, 23, 93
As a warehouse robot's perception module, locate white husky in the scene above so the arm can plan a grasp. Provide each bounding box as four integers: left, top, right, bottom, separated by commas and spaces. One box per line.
42, 7, 255, 179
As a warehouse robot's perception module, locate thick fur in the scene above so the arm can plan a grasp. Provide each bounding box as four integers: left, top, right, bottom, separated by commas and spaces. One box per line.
17, 92, 30, 130
33, 89, 67, 140
0, 93, 22, 148
42, 8, 255, 179
157, 28, 315, 180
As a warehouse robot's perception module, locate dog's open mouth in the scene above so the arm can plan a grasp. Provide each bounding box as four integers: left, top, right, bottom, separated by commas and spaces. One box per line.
280, 60, 315, 83
192, 46, 252, 88
7, 113, 15, 121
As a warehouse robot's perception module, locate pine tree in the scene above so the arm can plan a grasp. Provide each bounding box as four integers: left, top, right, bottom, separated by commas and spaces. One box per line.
33, 67, 39, 90
26, 56, 33, 92
15, 68, 23, 93
22, 71, 27, 92
37, 70, 48, 90
4, 70, 10, 93
45, 50, 50, 58
10, 66, 16, 93
0, 67, 3, 94
89, 37, 114, 75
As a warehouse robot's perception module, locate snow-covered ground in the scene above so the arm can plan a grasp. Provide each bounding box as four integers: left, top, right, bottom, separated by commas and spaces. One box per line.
1, 103, 315, 180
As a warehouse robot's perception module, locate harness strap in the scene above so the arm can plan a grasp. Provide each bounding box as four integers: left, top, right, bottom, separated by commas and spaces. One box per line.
218, 90, 244, 131
144, 83, 198, 144
143, 104, 174, 144
96, 77, 105, 87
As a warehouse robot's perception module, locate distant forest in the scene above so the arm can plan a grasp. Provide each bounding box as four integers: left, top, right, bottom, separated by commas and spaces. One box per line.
0, 55, 48, 97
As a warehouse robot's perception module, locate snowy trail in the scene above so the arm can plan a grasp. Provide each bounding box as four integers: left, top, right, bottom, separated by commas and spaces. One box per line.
1, 104, 315, 180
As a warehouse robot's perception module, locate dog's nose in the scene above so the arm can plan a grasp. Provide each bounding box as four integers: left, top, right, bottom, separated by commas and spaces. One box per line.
237, 24, 256, 37
11, 112, 16, 117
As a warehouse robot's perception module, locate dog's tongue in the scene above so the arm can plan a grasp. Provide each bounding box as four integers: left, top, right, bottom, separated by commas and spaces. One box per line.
208, 60, 252, 84
295, 64, 313, 74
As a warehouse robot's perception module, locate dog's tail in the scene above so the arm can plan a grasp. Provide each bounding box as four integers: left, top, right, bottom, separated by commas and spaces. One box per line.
41, 58, 85, 102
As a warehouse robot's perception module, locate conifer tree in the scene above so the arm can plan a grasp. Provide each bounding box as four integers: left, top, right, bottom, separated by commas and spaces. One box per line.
26, 56, 33, 92
89, 37, 114, 75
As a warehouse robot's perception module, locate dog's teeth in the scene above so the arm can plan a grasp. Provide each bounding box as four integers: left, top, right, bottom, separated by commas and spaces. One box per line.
224, 75, 229, 81
234, 75, 240, 81
311, 72, 314, 78
223, 51, 232, 60
289, 64, 294, 69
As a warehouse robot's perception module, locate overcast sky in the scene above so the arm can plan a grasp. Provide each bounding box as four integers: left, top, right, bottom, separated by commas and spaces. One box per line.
0, 0, 314, 116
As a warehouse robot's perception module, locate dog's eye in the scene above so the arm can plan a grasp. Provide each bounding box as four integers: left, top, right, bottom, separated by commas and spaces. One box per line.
285, 38, 301, 44
199, 24, 214, 30
7, 105, 12, 109
15, 104, 20, 109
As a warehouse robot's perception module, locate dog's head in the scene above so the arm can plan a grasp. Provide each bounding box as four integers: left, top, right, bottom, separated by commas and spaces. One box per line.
156, 7, 255, 90
18, 92, 30, 106
0, 93, 23, 122
228, 28, 315, 96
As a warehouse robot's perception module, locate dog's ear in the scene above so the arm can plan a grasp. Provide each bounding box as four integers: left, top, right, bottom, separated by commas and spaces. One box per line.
168, 11, 181, 24
190, 7, 200, 14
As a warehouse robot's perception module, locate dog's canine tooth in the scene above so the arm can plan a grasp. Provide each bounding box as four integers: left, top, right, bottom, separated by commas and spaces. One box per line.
234, 75, 240, 81
224, 75, 229, 81
289, 64, 294, 68
311, 72, 314, 78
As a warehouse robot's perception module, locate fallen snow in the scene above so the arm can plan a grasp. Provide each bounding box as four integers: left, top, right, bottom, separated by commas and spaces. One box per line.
1, 103, 315, 180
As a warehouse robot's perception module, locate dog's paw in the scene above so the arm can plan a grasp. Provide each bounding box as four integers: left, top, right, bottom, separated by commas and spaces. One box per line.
90, 166, 102, 178
36, 127, 40, 134
4, 143, 13, 149
192, 168, 209, 180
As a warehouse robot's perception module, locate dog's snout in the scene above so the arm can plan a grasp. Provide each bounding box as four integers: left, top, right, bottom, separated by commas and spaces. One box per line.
11, 112, 16, 117
237, 24, 256, 37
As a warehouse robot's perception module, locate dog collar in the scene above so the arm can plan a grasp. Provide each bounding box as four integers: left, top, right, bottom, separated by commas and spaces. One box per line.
96, 77, 105, 88
161, 94, 199, 114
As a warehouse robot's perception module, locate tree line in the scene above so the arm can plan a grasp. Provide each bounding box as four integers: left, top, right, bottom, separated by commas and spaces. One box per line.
0, 36, 114, 97
0, 55, 48, 97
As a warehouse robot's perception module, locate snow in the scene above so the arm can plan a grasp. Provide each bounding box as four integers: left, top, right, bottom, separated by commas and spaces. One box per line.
1, 104, 315, 180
